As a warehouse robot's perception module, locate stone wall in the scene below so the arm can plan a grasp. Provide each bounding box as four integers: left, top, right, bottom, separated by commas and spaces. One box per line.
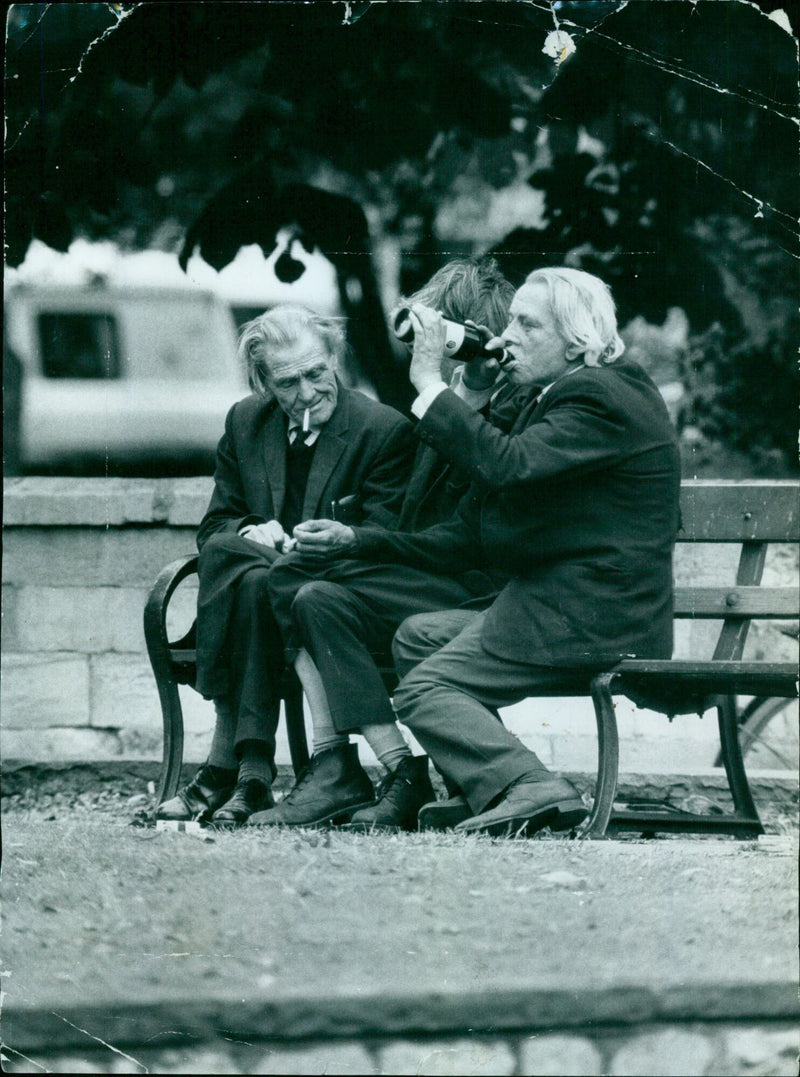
2, 478, 797, 774
3, 1022, 798, 1075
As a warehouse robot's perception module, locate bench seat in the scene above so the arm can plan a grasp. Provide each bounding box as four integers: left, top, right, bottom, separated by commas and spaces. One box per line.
144, 480, 799, 838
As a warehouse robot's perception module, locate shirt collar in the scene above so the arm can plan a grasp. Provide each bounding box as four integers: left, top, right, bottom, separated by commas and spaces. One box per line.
287, 423, 321, 447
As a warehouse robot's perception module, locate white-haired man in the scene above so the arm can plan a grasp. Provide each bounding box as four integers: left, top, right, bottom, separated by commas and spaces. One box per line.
293, 267, 681, 835
157, 305, 414, 826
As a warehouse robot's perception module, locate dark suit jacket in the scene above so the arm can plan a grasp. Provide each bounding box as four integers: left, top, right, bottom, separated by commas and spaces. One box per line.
197, 384, 415, 550
354, 361, 681, 667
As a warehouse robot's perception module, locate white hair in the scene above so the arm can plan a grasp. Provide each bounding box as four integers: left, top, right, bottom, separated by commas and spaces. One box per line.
238, 304, 347, 396
525, 267, 625, 366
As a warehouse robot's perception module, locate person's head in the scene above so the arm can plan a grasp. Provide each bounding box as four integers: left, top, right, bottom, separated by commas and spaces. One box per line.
401, 257, 515, 382
239, 305, 345, 426
500, 267, 624, 387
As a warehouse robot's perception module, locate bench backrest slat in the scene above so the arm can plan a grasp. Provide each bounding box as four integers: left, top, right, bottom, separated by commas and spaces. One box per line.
678, 481, 799, 542
673, 587, 799, 618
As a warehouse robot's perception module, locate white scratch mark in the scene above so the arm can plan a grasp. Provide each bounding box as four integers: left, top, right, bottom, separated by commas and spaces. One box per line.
48, 1012, 150, 1072
527, 0, 796, 120
643, 130, 800, 247
5, 4, 138, 155
0, 1044, 50, 1071
542, 29, 577, 65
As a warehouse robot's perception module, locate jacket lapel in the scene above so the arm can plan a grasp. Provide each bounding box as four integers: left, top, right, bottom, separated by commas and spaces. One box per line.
302, 385, 349, 520
262, 406, 288, 521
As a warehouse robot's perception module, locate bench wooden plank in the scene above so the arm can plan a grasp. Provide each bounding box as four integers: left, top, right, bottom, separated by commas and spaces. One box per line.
679, 481, 799, 542
673, 587, 799, 618
613, 660, 798, 700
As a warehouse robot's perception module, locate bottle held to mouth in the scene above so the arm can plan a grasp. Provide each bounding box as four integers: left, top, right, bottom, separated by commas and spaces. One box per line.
392, 308, 509, 365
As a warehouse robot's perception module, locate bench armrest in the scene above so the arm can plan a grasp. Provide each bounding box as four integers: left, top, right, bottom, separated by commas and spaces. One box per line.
143, 554, 199, 671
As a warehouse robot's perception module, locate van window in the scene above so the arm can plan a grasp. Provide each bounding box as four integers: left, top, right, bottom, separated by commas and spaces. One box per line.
38, 313, 120, 379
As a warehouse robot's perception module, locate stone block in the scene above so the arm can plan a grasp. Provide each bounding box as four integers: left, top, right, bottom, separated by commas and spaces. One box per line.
378, 1039, 515, 1075
167, 478, 215, 525
14, 587, 147, 653
90, 654, 165, 729
1, 726, 123, 760
3, 477, 162, 526
620, 735, 722, 772
2, 529, 196, 587
2, 585, 19, 649
253, 1043, 377, 1074
1, 653, 89, 727
610, 1028, 714, 1076
125, 1046, 242, 1074
2, 1055, 108, 1073
520, 1034, 602, 1076
717, 1026, 799, 1077
549, 735, 604, 771
165, 583, 200, 639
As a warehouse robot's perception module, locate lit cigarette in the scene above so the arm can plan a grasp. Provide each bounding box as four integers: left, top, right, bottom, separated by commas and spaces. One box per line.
302, 407, 310, 433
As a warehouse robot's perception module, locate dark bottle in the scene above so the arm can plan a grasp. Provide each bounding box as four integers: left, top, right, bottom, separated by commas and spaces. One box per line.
392, 308, 508, 364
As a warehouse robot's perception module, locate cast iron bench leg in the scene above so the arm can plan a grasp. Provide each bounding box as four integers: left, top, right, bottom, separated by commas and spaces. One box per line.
582, 671, 620, 838
716, 693, 764, 832
144, 555, 197, 806
155, 680, 185, 806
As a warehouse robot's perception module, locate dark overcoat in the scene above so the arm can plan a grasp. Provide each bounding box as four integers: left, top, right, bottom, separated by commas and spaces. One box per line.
197, 384, 414, 548
354, 361, 681, 668
194, 385, 414, 700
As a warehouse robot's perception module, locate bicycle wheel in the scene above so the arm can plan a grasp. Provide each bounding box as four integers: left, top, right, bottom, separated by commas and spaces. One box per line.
716, 696, 799, 770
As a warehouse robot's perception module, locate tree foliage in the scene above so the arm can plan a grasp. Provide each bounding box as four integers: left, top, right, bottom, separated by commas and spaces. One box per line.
5, 1, 798, 469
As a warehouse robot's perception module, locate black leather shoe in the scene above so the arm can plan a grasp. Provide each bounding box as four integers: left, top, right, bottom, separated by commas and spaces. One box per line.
344, 756, 436, 832
248, 743, 374, 828
156, 764, 237, 822
418, 794, 473, 831
211, 779, 274, 826
455, 777, 587, 837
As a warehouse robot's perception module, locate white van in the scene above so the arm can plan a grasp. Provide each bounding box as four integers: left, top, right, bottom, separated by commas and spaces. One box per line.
4, 280, 245, 471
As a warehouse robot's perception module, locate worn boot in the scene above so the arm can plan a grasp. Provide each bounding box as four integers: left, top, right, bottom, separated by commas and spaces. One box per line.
418, 794, 473, 831
344, 756, 436, 832
248, 744, 374, 828
156, 763, 237, 822
211, 779, 275, 826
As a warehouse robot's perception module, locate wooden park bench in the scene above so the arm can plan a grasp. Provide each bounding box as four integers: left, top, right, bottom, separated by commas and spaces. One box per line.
144, 479, 798, 838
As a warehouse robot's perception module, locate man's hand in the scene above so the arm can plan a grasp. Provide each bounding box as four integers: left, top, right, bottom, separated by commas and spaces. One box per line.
240, 520, 292, 550
407, 304, 449, 394
292, 519, 356, 558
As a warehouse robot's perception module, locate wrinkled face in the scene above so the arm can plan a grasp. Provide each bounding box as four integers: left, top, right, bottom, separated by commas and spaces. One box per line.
499, 282, 573, 387
263, 331, 339, 427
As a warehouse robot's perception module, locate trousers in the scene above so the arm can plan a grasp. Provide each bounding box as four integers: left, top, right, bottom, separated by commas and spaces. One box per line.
267, 555, 494, 733
392, 609, 596, 815
195, 532, 285, 769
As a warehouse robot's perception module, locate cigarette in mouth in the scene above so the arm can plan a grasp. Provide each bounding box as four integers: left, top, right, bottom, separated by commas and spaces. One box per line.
302, 407, 310, 433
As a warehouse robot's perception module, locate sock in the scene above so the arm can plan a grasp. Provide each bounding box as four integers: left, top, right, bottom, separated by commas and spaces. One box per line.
208, 698, 238, 771
360, 723, 412, 772
295, 650, 350, 756
237, 740, 272, 786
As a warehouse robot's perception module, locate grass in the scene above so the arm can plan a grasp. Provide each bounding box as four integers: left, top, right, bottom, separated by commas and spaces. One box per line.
3, 793, 798, 1021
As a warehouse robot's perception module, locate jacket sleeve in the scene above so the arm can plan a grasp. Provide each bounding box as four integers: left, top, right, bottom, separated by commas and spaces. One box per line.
415, 376, 638, 491
356, 415, 417, 532
351, 484, 484, 575
196, 405, 266, 551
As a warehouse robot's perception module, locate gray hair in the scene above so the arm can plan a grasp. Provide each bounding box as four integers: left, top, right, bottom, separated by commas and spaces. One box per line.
525, 267, 625, 366
238, 304, 348, 396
